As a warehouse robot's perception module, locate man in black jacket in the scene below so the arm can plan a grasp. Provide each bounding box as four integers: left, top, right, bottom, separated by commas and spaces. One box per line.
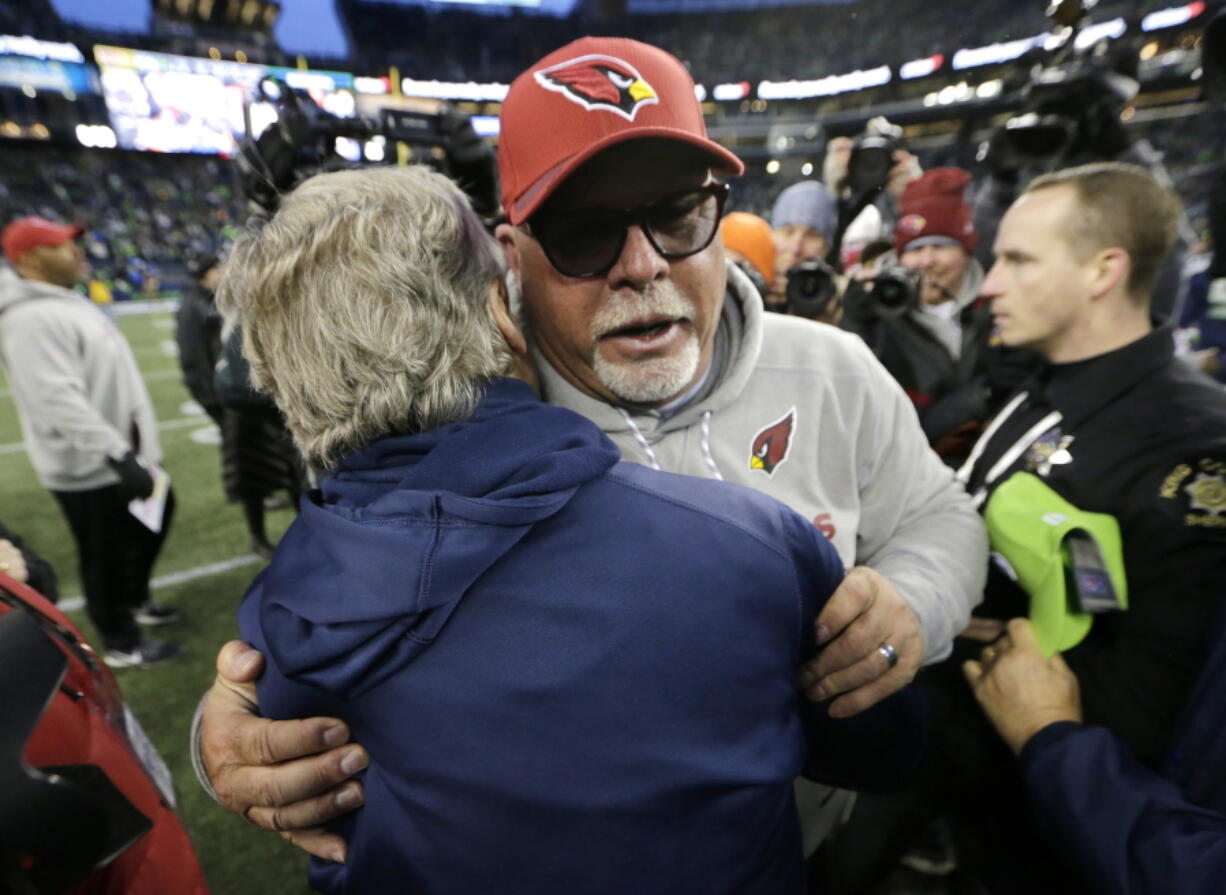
950, 161, 1226, 892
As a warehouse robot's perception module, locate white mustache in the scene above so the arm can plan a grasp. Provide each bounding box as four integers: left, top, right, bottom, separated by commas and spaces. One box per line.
591, 282, 696, 339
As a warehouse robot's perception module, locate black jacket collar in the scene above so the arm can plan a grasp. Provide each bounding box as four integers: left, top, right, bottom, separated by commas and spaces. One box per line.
1036, 326, 1173, 429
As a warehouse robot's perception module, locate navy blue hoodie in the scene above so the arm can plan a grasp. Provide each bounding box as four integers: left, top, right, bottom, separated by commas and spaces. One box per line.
240, 379, 925, 895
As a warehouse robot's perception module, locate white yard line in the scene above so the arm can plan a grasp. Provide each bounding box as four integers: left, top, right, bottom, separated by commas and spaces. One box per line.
58, 553, 264, 611
0, 369, 181, 400
0, 416, 215, 455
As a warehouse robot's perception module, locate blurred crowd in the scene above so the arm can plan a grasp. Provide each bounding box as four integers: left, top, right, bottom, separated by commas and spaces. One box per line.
0, 145, 244, 300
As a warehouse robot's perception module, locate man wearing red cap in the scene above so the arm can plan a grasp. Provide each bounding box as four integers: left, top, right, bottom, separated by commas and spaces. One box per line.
842, 168, 1001, 459
194, 37, 986, 862
0, 216, 180, 668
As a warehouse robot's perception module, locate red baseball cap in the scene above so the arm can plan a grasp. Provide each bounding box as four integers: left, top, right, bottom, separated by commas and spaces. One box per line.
499, 36, 745, 225
2, 217, 84, 265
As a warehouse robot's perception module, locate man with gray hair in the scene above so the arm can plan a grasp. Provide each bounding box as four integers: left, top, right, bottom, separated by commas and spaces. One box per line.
217, 163, 924, 894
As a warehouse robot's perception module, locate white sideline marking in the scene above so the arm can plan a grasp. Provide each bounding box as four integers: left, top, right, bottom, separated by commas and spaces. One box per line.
0, 368, 180, 400
59, 553, 264, 611
0, 417, 216, 455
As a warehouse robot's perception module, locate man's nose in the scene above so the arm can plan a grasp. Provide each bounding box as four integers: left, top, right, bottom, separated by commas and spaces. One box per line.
607, 224, 669, 289
980, 261, 1004, 299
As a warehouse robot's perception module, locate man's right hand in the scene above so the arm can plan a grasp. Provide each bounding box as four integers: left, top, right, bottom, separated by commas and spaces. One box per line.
201, 641, 369, 862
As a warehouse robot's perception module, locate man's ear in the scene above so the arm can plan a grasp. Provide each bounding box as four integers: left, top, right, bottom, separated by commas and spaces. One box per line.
488, 277, 527, 358
1088, 247, 1131, 301
495, 223, 522, 280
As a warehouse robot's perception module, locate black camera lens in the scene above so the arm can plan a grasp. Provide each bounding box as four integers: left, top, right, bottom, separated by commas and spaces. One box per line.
785, 259, 839, 317
867, 265, 922, 317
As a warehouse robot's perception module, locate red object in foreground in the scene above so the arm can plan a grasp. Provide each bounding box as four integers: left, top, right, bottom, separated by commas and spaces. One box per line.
0, 571, 209, 895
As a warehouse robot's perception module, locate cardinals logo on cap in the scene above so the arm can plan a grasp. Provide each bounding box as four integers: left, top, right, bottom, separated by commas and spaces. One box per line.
898, 213, 927, 236
534, 54, 659, 121
749, 408, 797, 476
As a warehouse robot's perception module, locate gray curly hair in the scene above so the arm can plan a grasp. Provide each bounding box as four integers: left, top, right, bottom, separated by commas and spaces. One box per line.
216, 165, 513, 469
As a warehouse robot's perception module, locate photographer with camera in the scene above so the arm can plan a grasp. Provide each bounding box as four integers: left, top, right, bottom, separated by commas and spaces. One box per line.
840, 168, 1002, 461
769, 180, 842, 320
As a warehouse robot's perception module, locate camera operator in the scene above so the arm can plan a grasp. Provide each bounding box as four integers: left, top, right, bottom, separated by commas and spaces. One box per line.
972, 2, 1189, 319
841, 168, 1002, 461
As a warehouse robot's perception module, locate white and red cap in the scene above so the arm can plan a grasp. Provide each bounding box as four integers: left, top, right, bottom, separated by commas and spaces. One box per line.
499, 36, 744, 225
2, 216, 84, 265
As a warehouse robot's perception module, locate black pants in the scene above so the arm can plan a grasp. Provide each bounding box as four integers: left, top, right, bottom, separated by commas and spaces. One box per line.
815, 652, 1085, 895
52, 484, 176, 651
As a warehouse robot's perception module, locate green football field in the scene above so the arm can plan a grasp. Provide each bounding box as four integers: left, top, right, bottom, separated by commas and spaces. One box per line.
0, 305, 314, 894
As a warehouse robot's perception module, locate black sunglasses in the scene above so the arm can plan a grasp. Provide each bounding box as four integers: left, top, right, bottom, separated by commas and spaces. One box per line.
526, 183, 730, 279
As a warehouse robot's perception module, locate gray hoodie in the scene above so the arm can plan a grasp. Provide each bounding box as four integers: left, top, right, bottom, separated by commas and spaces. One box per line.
536, 262, 987, 664
0, 267, 160, 491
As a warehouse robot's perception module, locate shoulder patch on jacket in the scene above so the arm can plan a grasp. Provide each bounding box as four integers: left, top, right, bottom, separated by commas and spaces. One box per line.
1158, 458, 1226, 530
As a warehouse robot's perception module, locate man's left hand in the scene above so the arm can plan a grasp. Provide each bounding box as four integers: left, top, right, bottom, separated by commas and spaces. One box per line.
962, 618, 1082, 755
800, 566, 923, 718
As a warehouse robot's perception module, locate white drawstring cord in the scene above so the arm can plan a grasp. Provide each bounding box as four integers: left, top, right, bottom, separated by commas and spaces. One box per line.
618, 408, 661, 471
700, 411, 724, 480
618, 409, 724, 480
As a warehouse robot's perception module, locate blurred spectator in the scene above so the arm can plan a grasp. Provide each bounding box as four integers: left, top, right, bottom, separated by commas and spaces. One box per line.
213, 322, 307, 559
769, 180, 838, 316
1179, 164, 1226, 382
0, 145, 243, 297
720, 210, 774, 304
841, 168, 1000, 460
0, 219, 181, 668
0, 521, 58, 602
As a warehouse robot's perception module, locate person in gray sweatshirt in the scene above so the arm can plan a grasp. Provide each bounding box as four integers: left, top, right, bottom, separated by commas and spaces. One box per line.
0, 217, 180, 668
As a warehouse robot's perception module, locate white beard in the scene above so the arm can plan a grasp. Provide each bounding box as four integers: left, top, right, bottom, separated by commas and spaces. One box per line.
590, 281, 701, 405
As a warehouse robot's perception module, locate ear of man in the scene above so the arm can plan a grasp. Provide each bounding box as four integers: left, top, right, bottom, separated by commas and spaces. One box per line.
1087, 246, 1133, 304
487, 277, 537, 390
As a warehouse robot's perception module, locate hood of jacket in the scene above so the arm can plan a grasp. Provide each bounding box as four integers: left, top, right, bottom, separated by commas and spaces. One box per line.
256, 378, 621, 698
0, 267, 78, 315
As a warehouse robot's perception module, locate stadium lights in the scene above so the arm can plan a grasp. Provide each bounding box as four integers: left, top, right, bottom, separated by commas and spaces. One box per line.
766, 160, 781, 174
1142, 3, 1205, 31
0, 35, 84, 63
757, 65, 891, 100
471, 115, 500, 137
712, 82, 750, 102
364, 136, 385, 162
950, 4, 1201, 74
694, 84, 707, 102
355, 76, 388, 94
1076, 18, 1126, 48
952, 35, 1045, 70
801, 162, 813, 176
900, 55, 944, 80
285, 70, 337, 92
74, 124, 117, 149
401, 78, 508, 102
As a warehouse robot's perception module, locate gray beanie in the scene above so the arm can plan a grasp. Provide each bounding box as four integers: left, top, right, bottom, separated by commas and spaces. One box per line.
770, 181, 838, 244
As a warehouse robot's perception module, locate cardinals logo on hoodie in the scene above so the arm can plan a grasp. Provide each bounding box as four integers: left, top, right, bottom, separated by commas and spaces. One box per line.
534, 54, 659, 121
749, 408, 796, 476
